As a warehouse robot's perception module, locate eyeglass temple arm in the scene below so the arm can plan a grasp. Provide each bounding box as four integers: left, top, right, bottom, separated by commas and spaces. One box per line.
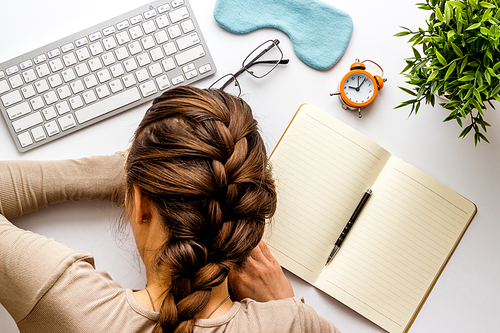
220, 59, 289, 90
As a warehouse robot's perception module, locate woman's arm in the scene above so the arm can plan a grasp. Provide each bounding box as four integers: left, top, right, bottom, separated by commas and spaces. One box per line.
0, 152, 126, 220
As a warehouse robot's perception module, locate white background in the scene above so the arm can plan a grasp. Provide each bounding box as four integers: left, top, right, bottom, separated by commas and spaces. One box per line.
1, 0, 498, 332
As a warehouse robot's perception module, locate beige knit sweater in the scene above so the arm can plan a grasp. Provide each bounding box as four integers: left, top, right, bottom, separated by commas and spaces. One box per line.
0, 153, 341, 333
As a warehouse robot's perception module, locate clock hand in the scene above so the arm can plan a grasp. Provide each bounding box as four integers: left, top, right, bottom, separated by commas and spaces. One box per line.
348, 86, 357, 89
358, 78, 367, 88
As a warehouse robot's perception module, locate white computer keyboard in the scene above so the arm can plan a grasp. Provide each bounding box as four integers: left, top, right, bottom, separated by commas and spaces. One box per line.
0, 0, 216, 152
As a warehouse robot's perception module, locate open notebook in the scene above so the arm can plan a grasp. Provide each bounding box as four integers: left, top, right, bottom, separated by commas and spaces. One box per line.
264, 104, 477, 333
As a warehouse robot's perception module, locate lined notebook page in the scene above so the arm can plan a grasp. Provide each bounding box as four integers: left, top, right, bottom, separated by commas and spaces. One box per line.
317, 157, 476, 333
265, 104, 391, 284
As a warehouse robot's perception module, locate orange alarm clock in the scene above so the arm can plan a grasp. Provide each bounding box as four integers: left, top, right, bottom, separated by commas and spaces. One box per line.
331, 59, 387, 118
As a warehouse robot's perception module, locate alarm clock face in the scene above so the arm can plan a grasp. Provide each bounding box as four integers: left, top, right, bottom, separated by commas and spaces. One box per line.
342, 72, 376, 106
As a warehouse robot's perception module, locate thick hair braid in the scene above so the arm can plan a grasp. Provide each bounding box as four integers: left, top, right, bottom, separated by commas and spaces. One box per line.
126, 86, 276, 333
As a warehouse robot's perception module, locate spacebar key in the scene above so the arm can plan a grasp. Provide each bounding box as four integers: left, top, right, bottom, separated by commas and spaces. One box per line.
75, 87, 141, 124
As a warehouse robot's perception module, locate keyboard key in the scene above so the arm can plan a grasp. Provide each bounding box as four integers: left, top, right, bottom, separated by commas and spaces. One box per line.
7, 101, 31, 119
42, 106, 57, 120
56, 101, 70, 115
144, 9, 157, 19
168, 25, 182, 39
102, 52, 116, 66
74, 87, 141, 123
89, 42, 104, 56
58, 114, 77, 130
45, 120, 60, 136
156, 74, 171, 90
97, 69, 111, 82
142, 21, 157, 34
103, 37, 117, 50
35, 64, 51, 77
88, 58, 103, 71
9, 74, 23, 89
31, 126, 47, 142
12, 111, 43, 132
154, 30, 169, 44
163, 42, 177, 56
75, 37, 89, 47
84, 74, 98, 88
137, 53, 152, 67
149, 63, 163, 77
96, 84, 110, 98
110, 63, 124, 77
75, 63, 90, 77
171, 0, 185, 8
29, 96, 44, 110
22, 69, 37, 83
21, 85, 36, 99
35, 79, 50, 93
139, 80, 158, 97
116, 20, 130, 30
176, 32, 200, 50
124, 58, 138, 72
33, 54, 47, 64
43, 90, 58, 105
49, 58, 64, 72
135, 68, 150, 82
128, 41, 142, 55
63, 52, 78, 66
83, 90, 97, 104
129, 26, 144, 40
103, 26, 116, 36
70, 79, 85, 94
115, 46, 129, 60
57, 85, 71, 99
150, 47, 165, 61
89, 32, 102, 42
198, 64, 212, 74
76, 47, 91, 61
169, 7, 189, 23
116, 31, 131, 45
62, 68, 76, 82
18, 131, 33, 147
1, 90, 22, 107
172, 75, 184, 85
175, 45, 205, 66
6, 65, 19, 75
0, 80, 9, 93
130, 15, 143, 25
181, 19, 195, 33
69, 95, 84, 109
48, 74, 63, 88
48, 49, 61, 59
162, 57, 176, 71
109, 79, 124, 93
141, 35, 156, 49
61, 43, 74, 52
157, 3, 171, 13
20, 60, 33, 70
156, 15, 169, 29
122, 74, 136, 88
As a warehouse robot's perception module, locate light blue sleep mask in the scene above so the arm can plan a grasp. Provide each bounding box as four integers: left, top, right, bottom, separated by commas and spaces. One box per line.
213, 0, 353, 70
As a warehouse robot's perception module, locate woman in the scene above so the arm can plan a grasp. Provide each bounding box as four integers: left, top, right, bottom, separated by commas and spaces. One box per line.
0, 87, 341, 332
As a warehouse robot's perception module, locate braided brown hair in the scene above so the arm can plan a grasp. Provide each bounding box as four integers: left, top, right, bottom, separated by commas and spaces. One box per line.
125, 86, 277, 333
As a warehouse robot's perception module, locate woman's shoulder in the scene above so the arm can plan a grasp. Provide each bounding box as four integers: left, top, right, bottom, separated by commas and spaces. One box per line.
194, 297, 342, 333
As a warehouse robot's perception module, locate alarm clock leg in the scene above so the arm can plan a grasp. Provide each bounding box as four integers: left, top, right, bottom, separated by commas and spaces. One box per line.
357, 108, 362, 118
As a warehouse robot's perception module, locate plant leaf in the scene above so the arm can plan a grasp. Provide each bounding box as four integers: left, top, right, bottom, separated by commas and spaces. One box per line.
479, 2, 496, 9
447, 1, 465, 9
436, 50, 447, 65
394, 31, 411, 37
450, 42, 463, 57
466, 22, 481, 30
445, 61, 457, 80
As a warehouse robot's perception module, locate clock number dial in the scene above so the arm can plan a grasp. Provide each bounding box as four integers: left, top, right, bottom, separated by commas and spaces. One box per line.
342, 73, 375, 105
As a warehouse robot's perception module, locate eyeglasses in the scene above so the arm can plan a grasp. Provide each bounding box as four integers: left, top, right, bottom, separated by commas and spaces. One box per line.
209, 39, 289, 97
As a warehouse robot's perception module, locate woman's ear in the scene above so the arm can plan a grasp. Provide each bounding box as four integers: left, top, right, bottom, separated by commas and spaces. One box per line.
133, 185, 152, 225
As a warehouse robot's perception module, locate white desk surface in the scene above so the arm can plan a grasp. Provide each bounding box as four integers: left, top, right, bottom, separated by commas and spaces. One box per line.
1, 0, 498, 332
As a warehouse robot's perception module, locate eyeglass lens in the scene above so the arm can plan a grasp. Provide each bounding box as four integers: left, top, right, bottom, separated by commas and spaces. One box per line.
243, 40, 283, 78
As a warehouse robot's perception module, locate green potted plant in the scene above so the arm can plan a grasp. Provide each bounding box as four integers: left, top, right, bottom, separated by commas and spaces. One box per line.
395, 0, 500, 145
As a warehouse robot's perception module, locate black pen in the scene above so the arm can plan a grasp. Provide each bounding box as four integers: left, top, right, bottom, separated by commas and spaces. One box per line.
325, 189, 372, 266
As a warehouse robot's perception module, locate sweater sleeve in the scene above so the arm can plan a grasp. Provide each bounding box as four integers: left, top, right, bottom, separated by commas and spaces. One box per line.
0, 152, 127, 219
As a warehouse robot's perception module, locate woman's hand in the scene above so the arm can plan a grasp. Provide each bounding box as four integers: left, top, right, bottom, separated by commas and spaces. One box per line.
228, 240, 294, 302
